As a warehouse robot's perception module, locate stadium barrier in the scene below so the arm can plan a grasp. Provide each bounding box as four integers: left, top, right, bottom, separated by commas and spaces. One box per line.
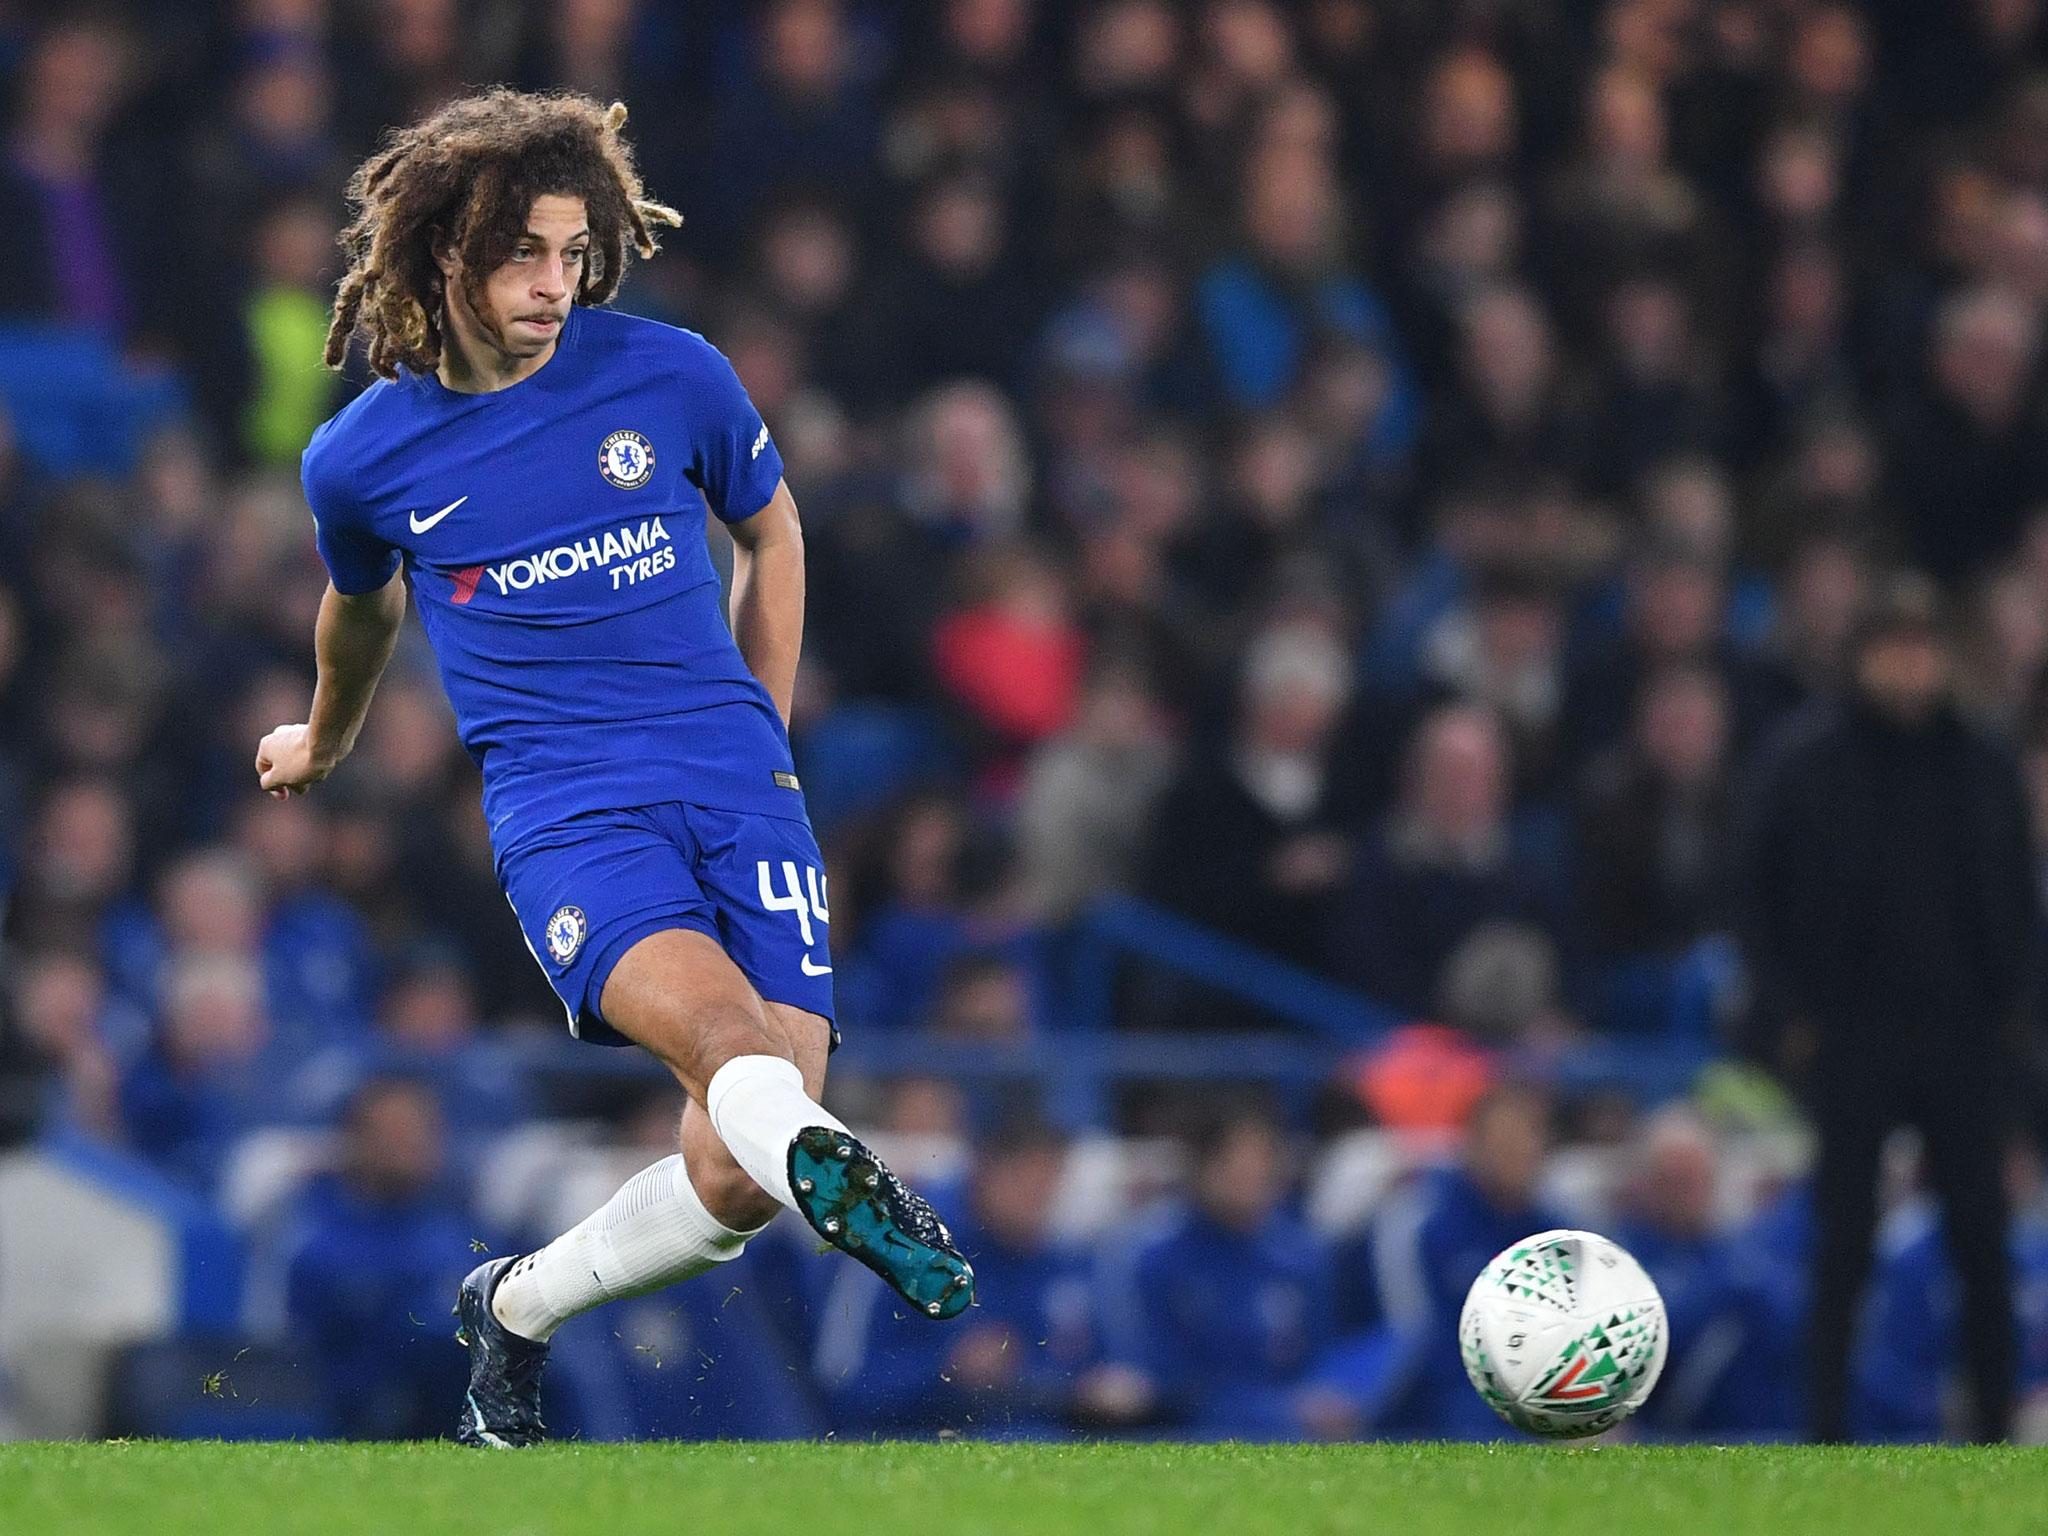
490, 896, 1723, 1124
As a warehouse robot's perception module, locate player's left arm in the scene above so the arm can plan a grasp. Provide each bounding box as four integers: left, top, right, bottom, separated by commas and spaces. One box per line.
726, 479, 804, 726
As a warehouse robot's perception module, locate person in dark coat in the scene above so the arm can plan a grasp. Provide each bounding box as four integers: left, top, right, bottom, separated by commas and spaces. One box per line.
1734, 574, 2042, 1442
1332, 703, 1566, 1014
1575, 660, 1732, 962
1141, 622, 1360, 973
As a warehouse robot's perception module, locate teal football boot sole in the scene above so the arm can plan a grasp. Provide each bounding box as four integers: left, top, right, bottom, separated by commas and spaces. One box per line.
790, 1126, 976, 1319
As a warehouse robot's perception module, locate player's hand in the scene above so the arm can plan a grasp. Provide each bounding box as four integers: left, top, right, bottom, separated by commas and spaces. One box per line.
255, 723, 340, 799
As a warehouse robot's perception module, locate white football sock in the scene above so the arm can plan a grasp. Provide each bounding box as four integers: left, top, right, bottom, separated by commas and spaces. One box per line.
704, 1053, 851, 1214
491, 1153, 757, 1343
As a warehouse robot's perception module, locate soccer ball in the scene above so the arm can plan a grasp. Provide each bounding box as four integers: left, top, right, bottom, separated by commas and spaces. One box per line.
1459, 1228, 1668, 1439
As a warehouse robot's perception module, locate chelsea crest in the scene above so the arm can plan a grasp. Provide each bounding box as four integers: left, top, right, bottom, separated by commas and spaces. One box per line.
545, 905, 587, 964
599, 429, 655, 489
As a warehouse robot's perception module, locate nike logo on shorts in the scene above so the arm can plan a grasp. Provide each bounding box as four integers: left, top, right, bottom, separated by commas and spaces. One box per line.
801, 955, 833, 976
410, 495, 468, 534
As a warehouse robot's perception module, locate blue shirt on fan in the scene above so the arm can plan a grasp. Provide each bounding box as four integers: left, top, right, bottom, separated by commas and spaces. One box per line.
299, 305, 797, 859
1365, 1166, 1569, 1439
1094, 1201, 1334, 1439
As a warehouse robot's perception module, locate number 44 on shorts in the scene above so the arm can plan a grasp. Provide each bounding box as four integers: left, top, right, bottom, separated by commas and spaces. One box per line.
757, 860, 833, 975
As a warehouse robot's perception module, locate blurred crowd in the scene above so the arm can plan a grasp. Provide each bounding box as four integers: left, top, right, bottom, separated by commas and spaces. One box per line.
144, 1077, 2048, 1442
2, 0, 2048, 1440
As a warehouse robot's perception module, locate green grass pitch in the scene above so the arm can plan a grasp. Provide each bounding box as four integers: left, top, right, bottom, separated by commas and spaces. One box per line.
4, 1442, 2046, 1536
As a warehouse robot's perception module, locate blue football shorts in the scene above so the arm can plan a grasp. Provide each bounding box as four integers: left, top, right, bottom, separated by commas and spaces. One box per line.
498, 801, 837, 1048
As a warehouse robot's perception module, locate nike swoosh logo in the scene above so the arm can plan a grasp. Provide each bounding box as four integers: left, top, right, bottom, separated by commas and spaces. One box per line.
800, 955, 833, 977
410, 495, 468, 534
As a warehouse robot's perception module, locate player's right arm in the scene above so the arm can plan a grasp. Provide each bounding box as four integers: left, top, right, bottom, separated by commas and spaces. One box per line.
256, 572, 408, 797
261, 425, 409, 798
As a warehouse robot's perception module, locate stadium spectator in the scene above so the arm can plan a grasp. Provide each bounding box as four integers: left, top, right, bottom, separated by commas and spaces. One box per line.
930, 543, 1089, 792
1392, 559, 1568, 798
870, 170, 1044, 407
1581, 276, 1726, 497
1734, 1178, 1818, 1439
119, 951, 275, 1187
1612, 1109, 1764, 1436
1634, 457, 1774, 646
1735, 575, 2042, 1442
1754, 529, 1872, 717
239, 194, 346, 468
1545, 66, 1715, 347
1331, 1016, 1498, 1139
817, 1116, 1095, 1437
9, 949, 122, 1140
1087, 1106, 1332, 1438
1574, 662, 1733, 972
1407, 46, 1519, 223
109, 846, 265, 1013
1340, 1082, 1567, 1438
226, 794, 378, 1037
1415, 287, 1588, 508
927, 951, 1033, 1042
175, 34, 351, 452
1735, 240, 1859, 467
696, 0, 881, 261
836, 792, 991, 1030
0, 18, 144, 332
1012, 660, 1176, 923
1889, 287, 2048, 584
351, 945, 532, 1138
1143, 619, 1359, 972
748, 192, 872, 411
1195, 135, 1414, 416
1332, 704, 1564, 1015
277, 1076, 481, 1439
1963, 564, 2048, 730
10, 778, 142, 960
1562, 540, 1766, 769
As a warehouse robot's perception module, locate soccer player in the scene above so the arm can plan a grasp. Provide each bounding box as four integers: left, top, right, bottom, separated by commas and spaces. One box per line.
254, 90, 973, 1447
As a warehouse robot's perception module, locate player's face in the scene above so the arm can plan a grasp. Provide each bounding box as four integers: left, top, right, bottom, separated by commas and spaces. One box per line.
483, 194, 589, 353
441, 193, 590, 368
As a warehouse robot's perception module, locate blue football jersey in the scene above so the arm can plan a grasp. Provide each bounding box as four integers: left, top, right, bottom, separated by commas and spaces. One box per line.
300, 306, 801, 858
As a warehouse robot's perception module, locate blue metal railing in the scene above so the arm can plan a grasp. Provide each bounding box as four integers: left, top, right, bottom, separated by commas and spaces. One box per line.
1069, 896, 1411, 1040
492, 895, 1721, 1125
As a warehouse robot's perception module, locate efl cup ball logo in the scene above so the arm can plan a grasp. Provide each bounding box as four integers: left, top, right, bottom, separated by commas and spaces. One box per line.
545, 905, 587, 965
599, 429, 655, 489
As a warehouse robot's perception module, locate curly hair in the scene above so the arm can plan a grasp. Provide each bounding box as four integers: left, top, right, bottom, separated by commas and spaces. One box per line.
324, 88, 681, 380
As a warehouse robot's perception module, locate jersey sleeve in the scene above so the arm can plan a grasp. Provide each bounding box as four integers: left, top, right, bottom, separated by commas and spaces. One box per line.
679, 334, 785, 523
301, 432, 400, 594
